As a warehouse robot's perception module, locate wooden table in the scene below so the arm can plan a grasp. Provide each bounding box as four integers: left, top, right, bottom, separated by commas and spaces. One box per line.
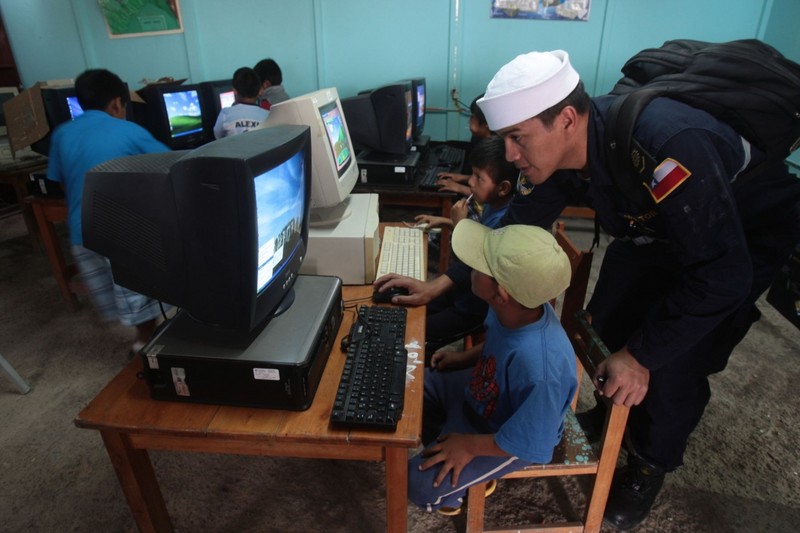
0, 155, 48, 242
24, 195, 81, 310
74, 285, 425, 533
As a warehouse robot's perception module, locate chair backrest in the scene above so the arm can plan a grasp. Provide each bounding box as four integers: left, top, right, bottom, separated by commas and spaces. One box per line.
465, 225, 630, 533
465, 309, 631, 533
553, 221, 594, 340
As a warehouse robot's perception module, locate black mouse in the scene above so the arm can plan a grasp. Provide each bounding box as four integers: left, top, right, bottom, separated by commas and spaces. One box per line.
372, 286, 409, 304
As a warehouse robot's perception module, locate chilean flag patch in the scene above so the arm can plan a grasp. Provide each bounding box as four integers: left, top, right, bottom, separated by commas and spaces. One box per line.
648, 158, 691, 203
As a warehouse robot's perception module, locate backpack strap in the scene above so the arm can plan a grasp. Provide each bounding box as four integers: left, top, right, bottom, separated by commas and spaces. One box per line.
604, 89, 665, 207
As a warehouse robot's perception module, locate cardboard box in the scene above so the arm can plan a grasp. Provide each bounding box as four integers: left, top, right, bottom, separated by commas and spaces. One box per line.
3, 82, 50, 156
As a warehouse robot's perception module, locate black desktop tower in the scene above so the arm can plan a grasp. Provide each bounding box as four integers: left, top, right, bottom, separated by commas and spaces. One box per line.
356, 150, 421, 188
140, 275, 343, 410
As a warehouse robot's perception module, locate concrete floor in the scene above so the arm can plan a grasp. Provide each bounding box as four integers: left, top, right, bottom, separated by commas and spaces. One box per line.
1, 210, 799, 533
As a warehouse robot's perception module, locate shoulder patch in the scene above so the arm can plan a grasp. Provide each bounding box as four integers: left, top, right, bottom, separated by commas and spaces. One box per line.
648, 158, 691, 203
516, 174, 535, 196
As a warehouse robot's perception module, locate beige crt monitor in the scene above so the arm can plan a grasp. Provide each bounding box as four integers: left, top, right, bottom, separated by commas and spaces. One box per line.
260, 87, 359, 227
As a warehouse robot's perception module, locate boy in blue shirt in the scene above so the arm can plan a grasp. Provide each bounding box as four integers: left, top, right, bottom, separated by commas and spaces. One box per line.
374, 136, 515, 361
47, 69, 170, 356
408, 221, 576, 514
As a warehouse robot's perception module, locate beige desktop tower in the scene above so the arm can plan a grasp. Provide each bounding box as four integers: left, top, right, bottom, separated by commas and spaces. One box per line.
300, 193, 380, 285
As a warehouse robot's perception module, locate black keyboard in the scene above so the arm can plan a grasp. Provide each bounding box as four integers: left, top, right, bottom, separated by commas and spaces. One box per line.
330, 305, 408, 431
435, 145, 466, 169
418, 165, 451, 190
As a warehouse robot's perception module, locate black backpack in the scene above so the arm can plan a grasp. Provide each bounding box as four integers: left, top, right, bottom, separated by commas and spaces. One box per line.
604, 39, 800, 204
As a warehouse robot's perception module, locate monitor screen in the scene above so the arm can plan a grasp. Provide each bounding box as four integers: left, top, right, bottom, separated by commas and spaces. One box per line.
404, 88, 413, 144
66, 95, 84, 120
135, 83, 208, 149
255, 150, 305, 293
162, 88, 203, 139
412, 78, 426, 140
219, 90, 235, 109
340, 81, 413, 156
262, 87, 359, 226
320, 101, 351, 174
397, 77, 426, 141
82, 125, 312, 334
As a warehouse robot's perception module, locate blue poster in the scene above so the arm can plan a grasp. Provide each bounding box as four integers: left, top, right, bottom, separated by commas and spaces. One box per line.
491, 0, 590, 21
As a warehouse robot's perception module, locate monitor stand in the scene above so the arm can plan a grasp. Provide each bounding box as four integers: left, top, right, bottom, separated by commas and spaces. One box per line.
139, 275, 343, 410
308, 197, 353, 227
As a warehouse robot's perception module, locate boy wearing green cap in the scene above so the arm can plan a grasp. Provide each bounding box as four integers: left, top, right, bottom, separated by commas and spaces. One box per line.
408, 220, 576, 514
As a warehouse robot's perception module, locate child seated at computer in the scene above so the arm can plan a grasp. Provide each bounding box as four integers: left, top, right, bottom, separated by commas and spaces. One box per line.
380, 136, 514, 361
213, 67, 269, 139
407, 220, 576, 514
254, 58, 290, 110
435, 93, 494, 199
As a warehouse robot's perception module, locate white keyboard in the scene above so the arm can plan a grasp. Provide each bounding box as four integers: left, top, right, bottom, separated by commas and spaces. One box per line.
376, 226, 426, 281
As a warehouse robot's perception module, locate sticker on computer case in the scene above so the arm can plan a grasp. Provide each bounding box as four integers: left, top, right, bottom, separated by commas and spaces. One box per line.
253, 368, 280, 381
394, 166, 403, 173
171, 367, 190, 396
145, 344, 164, 369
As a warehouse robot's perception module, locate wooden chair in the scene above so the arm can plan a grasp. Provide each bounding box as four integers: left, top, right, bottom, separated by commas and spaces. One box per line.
464, 224, 630, 533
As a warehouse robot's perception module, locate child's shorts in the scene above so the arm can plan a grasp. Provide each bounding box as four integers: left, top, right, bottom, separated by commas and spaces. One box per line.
71, 245, 166, 327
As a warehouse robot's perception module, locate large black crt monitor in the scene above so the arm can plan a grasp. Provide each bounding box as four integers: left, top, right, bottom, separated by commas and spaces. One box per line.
136, 83, 208, 149
82, 125, 312, 333
198, 78, 234, 139
30, 86, 89, 156
340, 81, 413, 156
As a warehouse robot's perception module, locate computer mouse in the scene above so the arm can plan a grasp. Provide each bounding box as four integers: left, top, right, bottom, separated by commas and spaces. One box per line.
372, 286, 409, 304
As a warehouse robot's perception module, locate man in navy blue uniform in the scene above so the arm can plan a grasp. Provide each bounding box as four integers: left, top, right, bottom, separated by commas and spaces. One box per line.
471, 50, 800, 529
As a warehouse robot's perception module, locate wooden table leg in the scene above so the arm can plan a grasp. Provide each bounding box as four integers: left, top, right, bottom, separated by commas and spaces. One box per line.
29, 200, 79, 310
385, 446, 408, 533
438, 198, 453, 275
101, 431, 174, 533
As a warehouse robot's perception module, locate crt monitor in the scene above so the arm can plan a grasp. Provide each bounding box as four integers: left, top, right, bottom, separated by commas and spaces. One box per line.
261, 87, 359, 226
198, 79, 234, 138
82, 125, 312, 334
30, 86, 87, 156
340, 81, 413, 156
136, 83, 207, 149
399, 77, 426, 141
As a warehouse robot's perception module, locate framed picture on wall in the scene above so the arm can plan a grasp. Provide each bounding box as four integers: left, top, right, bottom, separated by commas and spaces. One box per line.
491, 0, 590, 21
99, 0, 183, 38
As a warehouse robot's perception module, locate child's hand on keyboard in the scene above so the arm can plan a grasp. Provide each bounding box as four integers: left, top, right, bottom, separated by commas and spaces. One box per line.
437, 171, 470, 184
436, 176, 471, 196
412, 214, 451, 230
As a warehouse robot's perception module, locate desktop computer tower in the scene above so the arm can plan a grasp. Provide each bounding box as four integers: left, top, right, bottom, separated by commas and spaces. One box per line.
139, 275, 343, 410
356, 150, 420, 188
300, 193, 380, 284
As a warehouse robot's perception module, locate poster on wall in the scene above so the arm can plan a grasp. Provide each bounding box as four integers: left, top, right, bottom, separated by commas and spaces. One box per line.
491, 0, 590, 21
99, 0, 183, 38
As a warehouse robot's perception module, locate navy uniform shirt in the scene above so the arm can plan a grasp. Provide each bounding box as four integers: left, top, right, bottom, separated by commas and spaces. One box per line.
453, 95, 800, 370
